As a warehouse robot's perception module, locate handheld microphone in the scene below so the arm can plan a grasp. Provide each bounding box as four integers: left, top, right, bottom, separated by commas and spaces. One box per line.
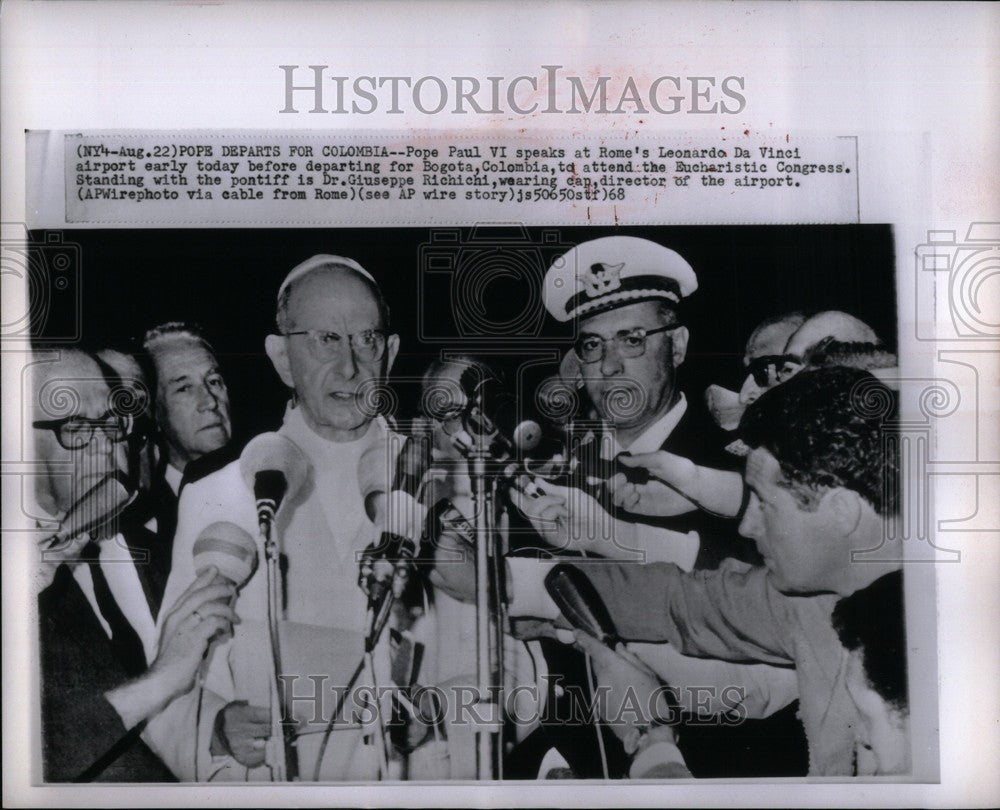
239, 433, 308, 535
192, 521, 259, 591
45, 471, 136, 551
545, 564, 620, 649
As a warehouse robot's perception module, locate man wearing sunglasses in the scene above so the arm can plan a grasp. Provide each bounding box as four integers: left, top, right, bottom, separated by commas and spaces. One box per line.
150, 255, 407, 782
494, 236, 805, 777
31, 348, 237, 781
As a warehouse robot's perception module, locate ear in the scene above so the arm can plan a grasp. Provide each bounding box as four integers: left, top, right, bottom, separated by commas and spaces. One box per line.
823, 487, 863, 537
264, 334, 295, 389
671, 326, 690, 367
384, 333, 400, 375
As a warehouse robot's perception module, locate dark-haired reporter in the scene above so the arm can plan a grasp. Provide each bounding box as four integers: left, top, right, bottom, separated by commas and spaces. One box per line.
500, 367, 906, 776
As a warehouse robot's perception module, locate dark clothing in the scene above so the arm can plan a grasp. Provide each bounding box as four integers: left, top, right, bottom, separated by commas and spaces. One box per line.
39, 523, 175, 782
507, 395, 806, 778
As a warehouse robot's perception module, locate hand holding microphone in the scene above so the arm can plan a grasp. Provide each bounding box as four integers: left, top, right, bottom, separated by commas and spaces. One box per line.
106, 566, 241, 731
191, 521, 258, 643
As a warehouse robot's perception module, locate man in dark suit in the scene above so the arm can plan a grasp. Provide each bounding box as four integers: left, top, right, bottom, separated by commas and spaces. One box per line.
139, 322, 233, 538
433, 236, 806, 777
32, 347, 237, 781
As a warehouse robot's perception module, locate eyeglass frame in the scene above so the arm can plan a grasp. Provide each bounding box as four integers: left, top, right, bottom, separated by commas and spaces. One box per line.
32, 412, 136, 451
282, 327, 388, 363
574, 323, 679, 365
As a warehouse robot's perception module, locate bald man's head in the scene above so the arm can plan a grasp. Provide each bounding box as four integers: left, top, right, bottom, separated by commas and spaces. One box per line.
785, 311, 879, 359
265, 262, 400, 442
31, 349, 127, 516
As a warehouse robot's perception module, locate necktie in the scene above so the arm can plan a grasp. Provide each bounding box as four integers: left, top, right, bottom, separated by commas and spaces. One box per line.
83, 541, 147, 677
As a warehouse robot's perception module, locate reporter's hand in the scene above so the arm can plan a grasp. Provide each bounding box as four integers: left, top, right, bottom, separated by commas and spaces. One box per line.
508, 484, 569, 548
511, 481, 634, 556
427, 523, 477, 603
104, 566, 238, 729
619, 451, 699, 492
572, 630, 670, 745
213, 701, 271, 767
148, 566, 238, 703
605, 474, 695, 517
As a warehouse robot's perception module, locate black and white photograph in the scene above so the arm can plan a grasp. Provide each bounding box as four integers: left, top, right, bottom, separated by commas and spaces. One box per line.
2, 2, 997, 807
21, 223, 913, 783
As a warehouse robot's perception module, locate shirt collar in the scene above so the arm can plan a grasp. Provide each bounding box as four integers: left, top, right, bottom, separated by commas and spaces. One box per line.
280, 400, 387, 460
615, 393, 688, 454
164, 464, 183, 496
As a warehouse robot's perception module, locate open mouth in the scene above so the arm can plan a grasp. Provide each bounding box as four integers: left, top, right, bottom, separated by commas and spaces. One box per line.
328, 392, 356, 401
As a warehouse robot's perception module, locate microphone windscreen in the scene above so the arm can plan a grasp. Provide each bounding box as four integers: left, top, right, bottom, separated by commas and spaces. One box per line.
545, 564, 619, 647
58, 473, 133, 542
193, 521, 258, 588
239, 432, 309, 502
512, 420, 543, 453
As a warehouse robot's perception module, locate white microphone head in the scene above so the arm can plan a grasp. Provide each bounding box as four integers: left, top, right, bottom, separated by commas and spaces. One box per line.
193, 521, 258, 588
239, 432, 309, 502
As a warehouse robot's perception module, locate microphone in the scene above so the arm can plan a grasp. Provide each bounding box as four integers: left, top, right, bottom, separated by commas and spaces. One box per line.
358, 433, 432, 550
192, 521, 259, 591
545, 564, 620, 649
357, 433, 432, 650
239, 433, 308, 535
454, 366, 545, 458
46, 472, 136, 550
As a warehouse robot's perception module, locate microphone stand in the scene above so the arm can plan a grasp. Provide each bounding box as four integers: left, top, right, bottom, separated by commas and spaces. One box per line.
467, 444, 504, 781
259, 514, 298, 782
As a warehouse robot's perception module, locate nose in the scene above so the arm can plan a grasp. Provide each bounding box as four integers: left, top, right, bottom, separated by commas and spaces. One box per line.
195, 383, 219, 412
81, 433, 120, 481
599, 342, 624, 377
331, 345, 359, 379
739, 373, 762, 405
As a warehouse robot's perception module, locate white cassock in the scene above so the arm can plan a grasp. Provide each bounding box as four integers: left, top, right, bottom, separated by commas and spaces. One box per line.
147, 403, 400, 782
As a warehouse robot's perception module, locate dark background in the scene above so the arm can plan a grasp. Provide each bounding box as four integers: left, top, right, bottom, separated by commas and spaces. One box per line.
30, 225, 896, 447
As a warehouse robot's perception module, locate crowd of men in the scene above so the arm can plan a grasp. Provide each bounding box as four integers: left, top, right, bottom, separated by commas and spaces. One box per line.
30, 235, 909, 782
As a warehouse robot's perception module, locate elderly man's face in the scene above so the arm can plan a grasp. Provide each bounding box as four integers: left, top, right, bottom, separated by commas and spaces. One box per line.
268, 268, 399, 442
151, 337, 231, 469
577, 300, 688, 444
32, 352, 127, 516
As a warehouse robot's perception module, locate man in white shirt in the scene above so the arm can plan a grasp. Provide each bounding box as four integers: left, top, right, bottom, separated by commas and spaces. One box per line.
31, 347, 236, 781
148, 256, 410, 781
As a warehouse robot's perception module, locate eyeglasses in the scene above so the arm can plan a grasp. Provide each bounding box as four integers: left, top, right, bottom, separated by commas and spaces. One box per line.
284, 328, 387, 363
574, 324, 676, 364
33, 413, 135, 451
745, 354, 804, 388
